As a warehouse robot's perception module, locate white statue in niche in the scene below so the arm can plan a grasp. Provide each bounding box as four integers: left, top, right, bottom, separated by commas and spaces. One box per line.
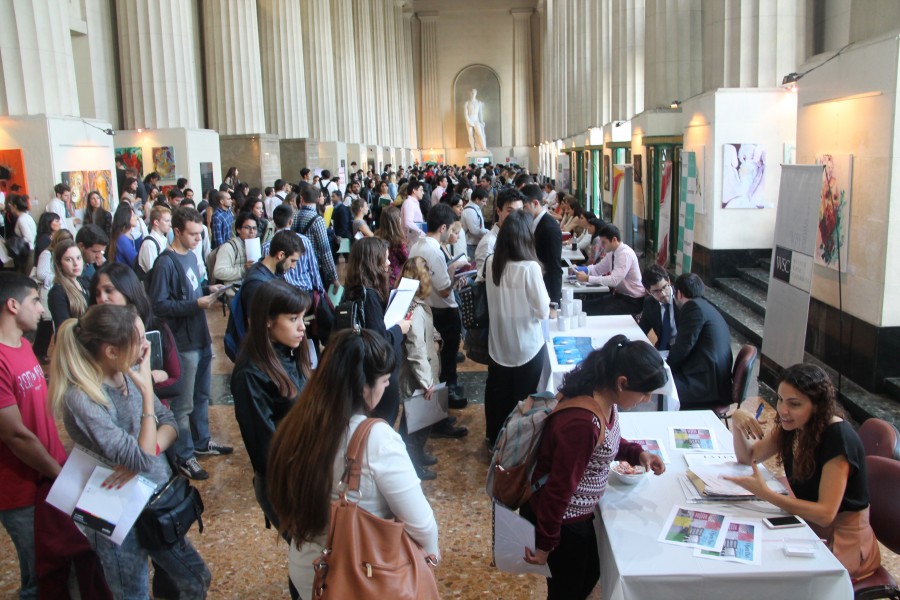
464, 89, 488, 152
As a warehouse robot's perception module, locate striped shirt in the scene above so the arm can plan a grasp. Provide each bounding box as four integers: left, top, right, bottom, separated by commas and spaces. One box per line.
262, 230, 323, 293
210, 208, 234, 250
291, 205, 337, 287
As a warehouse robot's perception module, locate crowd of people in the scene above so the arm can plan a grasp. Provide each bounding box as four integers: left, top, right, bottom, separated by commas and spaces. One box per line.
0, 161, 882, 600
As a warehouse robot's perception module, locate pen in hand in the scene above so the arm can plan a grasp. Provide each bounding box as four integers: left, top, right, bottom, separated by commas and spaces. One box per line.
755, 402, 765, 421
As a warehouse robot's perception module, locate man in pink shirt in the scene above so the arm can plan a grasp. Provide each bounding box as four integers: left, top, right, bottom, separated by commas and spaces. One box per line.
574, 224, 647, 315
401, 179, 426, 246
431, 174, 448, 206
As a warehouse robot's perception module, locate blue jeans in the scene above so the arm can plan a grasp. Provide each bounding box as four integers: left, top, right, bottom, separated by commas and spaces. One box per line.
173, 346, 212, 462
85, 526, 210, 599
0, 505, 37, 599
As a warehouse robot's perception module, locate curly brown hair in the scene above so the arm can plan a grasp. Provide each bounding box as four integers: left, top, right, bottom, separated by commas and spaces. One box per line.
775, 363, 844, 481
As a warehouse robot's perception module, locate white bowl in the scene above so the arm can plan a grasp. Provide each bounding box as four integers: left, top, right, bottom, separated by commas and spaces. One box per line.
609, 461, 649, 486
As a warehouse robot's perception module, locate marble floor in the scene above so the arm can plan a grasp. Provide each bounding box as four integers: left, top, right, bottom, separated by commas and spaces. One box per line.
2, 304, 898, 598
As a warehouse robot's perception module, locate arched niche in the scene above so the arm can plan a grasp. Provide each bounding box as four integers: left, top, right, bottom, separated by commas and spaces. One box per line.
453, 65, 501, 149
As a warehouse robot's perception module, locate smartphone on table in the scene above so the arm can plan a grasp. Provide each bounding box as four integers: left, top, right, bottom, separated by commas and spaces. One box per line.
763, 515, 804, 529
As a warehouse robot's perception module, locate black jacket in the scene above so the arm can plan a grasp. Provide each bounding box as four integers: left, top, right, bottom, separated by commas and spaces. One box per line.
148, 249, 211, 351
533, 211, 563, 304
332, 203, 352, 239
667, 297, 733, 408
639, 296, 680, 349
231, 344, 305, 475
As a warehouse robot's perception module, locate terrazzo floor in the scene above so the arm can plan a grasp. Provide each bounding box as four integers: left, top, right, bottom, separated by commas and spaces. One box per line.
2, 305, 897, 599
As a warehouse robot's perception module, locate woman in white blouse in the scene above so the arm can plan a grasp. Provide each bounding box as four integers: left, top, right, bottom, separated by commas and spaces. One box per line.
267, 329, 440, 600
484, 209, 551, 446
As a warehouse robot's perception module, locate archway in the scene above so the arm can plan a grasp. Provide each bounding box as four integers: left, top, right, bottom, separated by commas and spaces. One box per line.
453, 65, 501, 149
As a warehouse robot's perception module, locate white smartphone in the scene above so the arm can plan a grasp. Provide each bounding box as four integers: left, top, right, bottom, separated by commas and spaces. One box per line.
763, 515, 805, 529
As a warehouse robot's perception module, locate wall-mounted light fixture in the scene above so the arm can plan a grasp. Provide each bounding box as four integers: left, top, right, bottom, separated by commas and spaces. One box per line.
781, 72, 800, 92
81, 119, 115, 136
614, 121, 624, 127
670, 100, 681, 109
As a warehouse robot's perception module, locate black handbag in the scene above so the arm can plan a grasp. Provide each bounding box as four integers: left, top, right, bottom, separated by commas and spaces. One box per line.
334, 287, 367, 333
458, 259, 490, 330
135, 474, 204, 551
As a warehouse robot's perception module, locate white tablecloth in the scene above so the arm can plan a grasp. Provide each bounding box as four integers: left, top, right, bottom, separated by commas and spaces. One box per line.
596, 411, 853, 600
561, 247, 585, 262
538, 315, 680, 410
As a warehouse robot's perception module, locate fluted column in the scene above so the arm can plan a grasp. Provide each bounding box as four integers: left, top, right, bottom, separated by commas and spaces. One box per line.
0, 0, 79, 117
331, 0, 361, 143
258, 0, 309, 138
610, 0, 644, 120
116, 0, 199, 129
203, 0, 266, 134
382, 0, 402, 148
643, 0, 702, 110
401, 6, 419, 149
370, 0, 390, 144
301, 0, 338, 141
554, 0, 567, 135
353, 0, 377, 145
418, 12, 442, 149
511, 8, 534, 146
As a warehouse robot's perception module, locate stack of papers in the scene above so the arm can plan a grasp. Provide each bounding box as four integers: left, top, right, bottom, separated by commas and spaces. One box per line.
680, 453, 787, 502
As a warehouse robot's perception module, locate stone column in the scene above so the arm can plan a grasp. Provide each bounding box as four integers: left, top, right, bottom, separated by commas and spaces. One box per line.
417, 12, 443, 150
382, 0, 402, 149
353, 0, 377, 145
511, 8, 535, 147
257, 0, 309, 139
204, 0, 279, 187
0, 0, 79, 117
370, 0, 390, 146
301, 0, 338, 142
203, 0, 266, 134
116, 0, 200, 129
331, 0, 361, 144
643, 0, 702, 110
401, 6, 419, 150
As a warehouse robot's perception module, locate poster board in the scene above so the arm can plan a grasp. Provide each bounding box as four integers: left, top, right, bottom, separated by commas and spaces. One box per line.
557, 153, 571, 194
656, 158, 674, 266
676, 152, 697, 275
612, 164, 633, 246
761, 165, 822, 369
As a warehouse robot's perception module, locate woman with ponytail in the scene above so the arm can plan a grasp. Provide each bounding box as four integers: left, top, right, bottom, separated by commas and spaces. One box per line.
50, 304, 211, 598
521, 335, 668, 600
267, 329, 439, 600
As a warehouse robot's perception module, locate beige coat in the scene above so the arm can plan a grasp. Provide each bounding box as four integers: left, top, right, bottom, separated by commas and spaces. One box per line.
399, 299, 440, 399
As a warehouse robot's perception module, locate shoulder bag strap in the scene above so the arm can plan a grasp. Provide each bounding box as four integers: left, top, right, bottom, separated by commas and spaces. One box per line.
341, 418, 386, 494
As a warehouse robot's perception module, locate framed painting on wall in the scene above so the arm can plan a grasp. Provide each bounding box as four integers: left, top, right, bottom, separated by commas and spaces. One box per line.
61, 170, 113, 210
115, 147, 143, 178
0, 149, 28, 197
152, 146, 176, 179
722, 143, 768, 208
603, 155, 611, 191
199, 162, 214, 194
814, 154, 852, 272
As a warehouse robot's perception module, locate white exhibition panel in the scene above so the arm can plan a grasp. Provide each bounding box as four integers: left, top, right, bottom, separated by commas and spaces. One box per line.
597, 411, 852, 600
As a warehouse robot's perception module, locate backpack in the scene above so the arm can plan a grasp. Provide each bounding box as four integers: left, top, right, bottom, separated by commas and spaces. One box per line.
223, 286, 245, 362
135, 235, 161, 283
333, 287, 367, 333
205, 238, 238, 285
486, 392, 605, 509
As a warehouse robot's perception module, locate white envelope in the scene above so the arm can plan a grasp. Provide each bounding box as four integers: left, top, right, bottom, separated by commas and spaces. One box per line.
402, 383, 448, 433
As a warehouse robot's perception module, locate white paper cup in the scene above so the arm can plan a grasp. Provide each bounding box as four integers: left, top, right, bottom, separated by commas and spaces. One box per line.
560, 302, 573, 317
578, 312, 587, 327
573, 299, 583, 313
558, 316, 570, 331
562, 288, 574, 302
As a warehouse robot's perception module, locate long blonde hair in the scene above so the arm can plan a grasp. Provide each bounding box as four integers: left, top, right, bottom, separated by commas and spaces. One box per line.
49, 304, 141, 413
52, 239, 88, 318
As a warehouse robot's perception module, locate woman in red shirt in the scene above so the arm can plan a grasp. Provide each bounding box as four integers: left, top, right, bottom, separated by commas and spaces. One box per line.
522, 335, 668, 600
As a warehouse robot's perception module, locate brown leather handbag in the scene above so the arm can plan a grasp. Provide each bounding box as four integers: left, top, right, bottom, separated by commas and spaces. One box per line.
312, 418, 440, 600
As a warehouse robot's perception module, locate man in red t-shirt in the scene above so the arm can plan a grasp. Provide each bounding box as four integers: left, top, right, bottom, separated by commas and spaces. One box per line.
0, 273, 67, 598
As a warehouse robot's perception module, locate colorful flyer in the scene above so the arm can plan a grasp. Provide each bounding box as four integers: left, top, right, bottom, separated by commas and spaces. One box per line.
552, 336, 594, 365
670, 427, 717, 451
695, 519, 762, 565
658, 506, 728, 552
628, 438, 671, 463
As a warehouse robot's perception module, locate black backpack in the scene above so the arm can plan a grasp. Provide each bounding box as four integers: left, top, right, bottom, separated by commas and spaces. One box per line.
134, 236, 161, 283
333, 287, 367, 333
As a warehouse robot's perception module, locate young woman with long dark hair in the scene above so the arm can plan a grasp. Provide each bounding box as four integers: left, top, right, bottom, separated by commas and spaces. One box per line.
231, 280, 311, 528
267, 329, 439, 599
375, 206, 408, 287
47, 238, 90, 331
33, 211, 61, 259
108, 203, 140, 266
82, 191, 112, 239
483, 210, 551, 446
522, 336, 668, 599
343, 237, 411, 426
50, 304, 210, 598
725, 364, 881, 579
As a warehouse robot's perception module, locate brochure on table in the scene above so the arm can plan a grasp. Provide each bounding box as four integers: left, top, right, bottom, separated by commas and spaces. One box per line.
629, 438, 671, 463
47, 446, 155, 545
670, 427, 718, 451
695, 519, 763, 565
658, 505, 729, 553
493, 502, 552, 577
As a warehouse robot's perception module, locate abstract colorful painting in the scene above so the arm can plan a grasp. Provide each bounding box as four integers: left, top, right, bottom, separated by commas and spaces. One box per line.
722, 143, 767, 208
152, 146, 176, 179
0, 149, 28, 197
814, 154, 852, 272
61, 170, 113, 210
115, 147, 143, 178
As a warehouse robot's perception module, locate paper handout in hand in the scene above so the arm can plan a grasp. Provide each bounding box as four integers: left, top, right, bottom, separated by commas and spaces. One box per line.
493, 502, 552, 577
402, 383, 449, 433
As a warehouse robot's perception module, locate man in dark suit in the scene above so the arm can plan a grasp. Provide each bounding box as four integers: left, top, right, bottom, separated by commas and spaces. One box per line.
639, 264, 679, 350
668, 273, 733, 409
522, 183, 562, 305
